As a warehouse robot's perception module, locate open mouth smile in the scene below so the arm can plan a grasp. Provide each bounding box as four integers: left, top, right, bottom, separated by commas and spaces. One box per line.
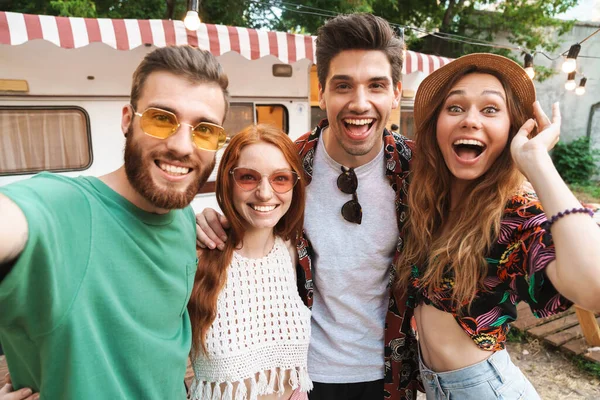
342, 118, 376, 140
452, 139, 487, 161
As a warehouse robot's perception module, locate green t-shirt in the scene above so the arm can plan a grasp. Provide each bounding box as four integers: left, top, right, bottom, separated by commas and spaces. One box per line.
0, 173, 197, 399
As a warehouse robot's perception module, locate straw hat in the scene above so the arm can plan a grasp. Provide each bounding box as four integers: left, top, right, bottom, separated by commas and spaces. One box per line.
413, 53, 536, 129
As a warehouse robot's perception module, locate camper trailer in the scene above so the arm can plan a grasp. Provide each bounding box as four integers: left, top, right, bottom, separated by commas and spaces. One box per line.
0, 11, 450, 212
0, 12, 314, 212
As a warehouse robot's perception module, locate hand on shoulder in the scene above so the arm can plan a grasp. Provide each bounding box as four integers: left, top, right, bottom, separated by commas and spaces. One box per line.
195, 208, 230, 251
0, 379, 38, 400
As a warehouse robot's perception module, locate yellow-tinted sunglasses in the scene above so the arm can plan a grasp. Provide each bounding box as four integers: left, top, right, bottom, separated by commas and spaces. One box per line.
132, 106, 227, 151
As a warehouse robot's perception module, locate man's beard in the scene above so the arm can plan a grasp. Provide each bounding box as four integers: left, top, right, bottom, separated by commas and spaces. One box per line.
124, 127, 215, 210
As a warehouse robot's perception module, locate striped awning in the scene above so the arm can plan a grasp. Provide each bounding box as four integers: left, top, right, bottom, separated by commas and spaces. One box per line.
0, 11, 451, 74
404, 50, 452, 75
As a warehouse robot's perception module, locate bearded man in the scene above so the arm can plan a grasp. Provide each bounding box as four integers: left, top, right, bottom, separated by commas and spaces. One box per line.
0, 45, 228, 399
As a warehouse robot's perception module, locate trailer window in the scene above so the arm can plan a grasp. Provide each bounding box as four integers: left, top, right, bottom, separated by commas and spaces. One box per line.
199, 103, 289, 194
223, 103, 254, 137
0, 107, 91, 175
256, 105, 289, 133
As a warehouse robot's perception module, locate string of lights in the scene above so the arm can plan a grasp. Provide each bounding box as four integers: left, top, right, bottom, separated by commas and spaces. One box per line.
577, 27, 600, 45
250, 0, 599, 94
248, 0, 530, 52
259, 0, 339, 17
558, 30, 598, 95
184, 0, 598, 94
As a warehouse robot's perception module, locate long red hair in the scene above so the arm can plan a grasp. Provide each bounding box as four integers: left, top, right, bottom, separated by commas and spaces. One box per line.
188, 124, 306, 355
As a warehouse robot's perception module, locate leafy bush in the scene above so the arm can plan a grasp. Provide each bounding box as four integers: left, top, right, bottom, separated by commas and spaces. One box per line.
552, 136, 600, 185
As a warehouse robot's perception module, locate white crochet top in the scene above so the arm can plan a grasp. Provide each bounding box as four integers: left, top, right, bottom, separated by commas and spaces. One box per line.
189, 236, 312, 400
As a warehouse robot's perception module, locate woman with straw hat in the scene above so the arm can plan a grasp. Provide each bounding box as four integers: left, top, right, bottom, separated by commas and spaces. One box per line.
396, 53, 600, 399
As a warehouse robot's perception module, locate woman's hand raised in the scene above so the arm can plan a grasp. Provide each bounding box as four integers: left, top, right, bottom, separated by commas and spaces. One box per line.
510, 101, 561, 180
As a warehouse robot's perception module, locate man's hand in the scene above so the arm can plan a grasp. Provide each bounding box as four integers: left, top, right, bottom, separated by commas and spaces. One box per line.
0, 194, 28, 265
195, 208, 230, 251
0, 375, 38, 400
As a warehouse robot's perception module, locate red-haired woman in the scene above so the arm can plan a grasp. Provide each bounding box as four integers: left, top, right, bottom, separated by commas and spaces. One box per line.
188, 124, 312, 400
396, 53, 600, 399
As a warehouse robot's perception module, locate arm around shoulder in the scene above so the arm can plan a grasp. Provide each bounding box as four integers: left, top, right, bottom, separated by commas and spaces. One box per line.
0, 374, 38, 400
196, 208, 230, 250
0, 194, 29, 267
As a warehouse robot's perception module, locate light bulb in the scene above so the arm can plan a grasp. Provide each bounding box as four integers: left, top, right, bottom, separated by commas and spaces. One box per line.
562, 44, 581, 74
575, 86, 586, 95
565, 79, 576, 91
562, 58, 577, 73
184, 10, 201, 31
525, 67, 535, 79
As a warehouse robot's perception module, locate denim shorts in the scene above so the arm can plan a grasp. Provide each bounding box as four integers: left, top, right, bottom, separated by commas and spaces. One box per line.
418, 348, 540, 400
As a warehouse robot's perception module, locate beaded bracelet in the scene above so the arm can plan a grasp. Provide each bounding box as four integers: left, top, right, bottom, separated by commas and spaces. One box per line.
544, 207, 594, 230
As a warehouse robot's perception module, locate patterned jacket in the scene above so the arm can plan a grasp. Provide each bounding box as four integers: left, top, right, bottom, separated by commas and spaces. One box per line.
294, 120, 422, 400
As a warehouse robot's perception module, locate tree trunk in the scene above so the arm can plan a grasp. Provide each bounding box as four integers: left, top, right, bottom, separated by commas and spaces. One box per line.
441, 0, 456, 32
165, 0, 176, 19
435, 0, 464, 55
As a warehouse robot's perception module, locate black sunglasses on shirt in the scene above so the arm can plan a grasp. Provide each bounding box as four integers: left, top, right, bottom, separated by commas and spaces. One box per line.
337, 166, 362, 224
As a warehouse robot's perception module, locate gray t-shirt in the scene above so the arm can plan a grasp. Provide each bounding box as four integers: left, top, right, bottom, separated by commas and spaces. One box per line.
305, 137, 399, 383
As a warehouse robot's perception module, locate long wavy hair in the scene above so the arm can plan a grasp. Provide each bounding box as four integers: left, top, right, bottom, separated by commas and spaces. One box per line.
188, 124, 306, 355
396, 67, 533, 308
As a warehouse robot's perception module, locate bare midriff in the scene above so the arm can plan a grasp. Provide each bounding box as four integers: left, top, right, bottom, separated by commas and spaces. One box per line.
415, 303, 493, 372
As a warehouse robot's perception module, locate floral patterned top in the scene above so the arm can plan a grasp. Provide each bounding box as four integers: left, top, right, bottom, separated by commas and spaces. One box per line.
408, 191, 573, 351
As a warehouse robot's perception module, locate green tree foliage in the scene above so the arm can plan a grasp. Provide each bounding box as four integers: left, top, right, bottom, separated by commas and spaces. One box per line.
268, 0, 576, 51
264, 0, 577, 81
1, 0, 172, 19
1, 0, 61, 16
1, 0, 578, 79
0, 0, 272, 26
264, 0, 371, 33
93, 0, 177, 19
552, 136, 600, 185
48, 0, 96, 17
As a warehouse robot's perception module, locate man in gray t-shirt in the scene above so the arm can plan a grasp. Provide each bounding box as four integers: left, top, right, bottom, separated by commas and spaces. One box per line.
196, 13, 420, 400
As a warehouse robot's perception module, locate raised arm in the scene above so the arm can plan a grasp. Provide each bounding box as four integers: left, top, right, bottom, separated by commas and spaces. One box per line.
511, 102, 600, 311
195, 208, 230, 251
0, 194, 29, 268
